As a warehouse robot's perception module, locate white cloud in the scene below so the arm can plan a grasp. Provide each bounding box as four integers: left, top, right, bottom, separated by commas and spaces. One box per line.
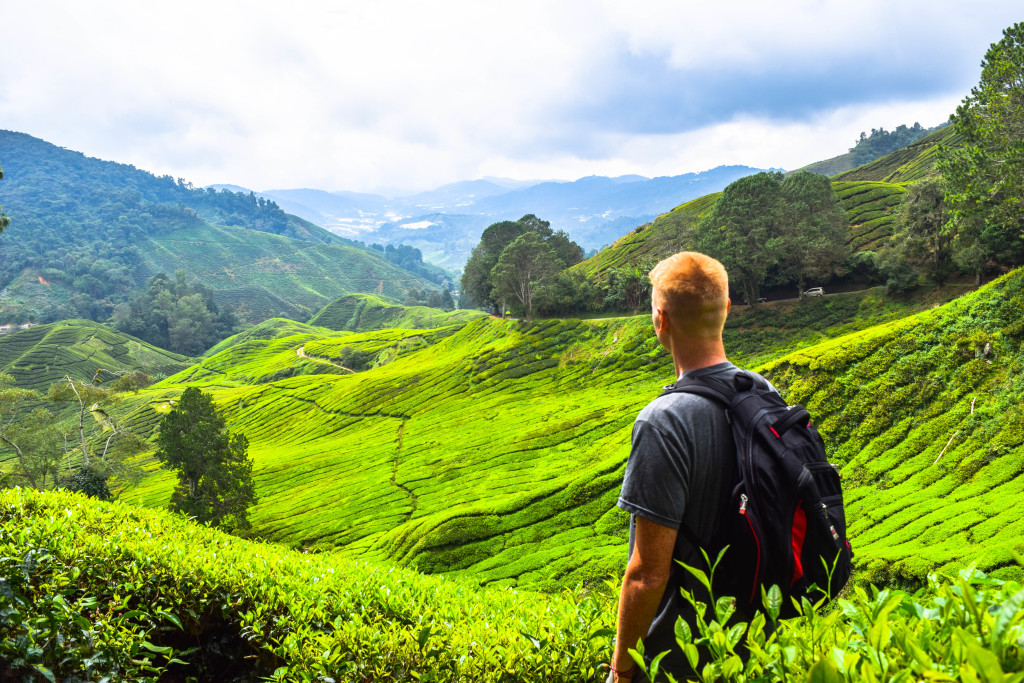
1, 1, 1019, 192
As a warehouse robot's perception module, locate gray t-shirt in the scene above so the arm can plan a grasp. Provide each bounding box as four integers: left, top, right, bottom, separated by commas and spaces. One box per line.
617, 361, 760, 679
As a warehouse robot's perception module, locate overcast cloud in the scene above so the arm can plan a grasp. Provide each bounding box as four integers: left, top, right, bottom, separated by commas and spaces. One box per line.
1, 1, 1020, 193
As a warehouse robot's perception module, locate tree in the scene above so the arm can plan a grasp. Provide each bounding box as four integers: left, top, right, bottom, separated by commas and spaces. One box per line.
604, 262, 655, 313
937, 21, 1024, 280
114, 271, 237, 355
460, 219, 533, 313
459, 215, 583, 313
155, 387, 257, 531
696, 172, 785, 305
534, 270, 601, 316
890, 177, 955, 287
439, 288, 455, 311
0, 165, 10, 234
776, 171, 850, 297
47, 371, 147, 492
490, 233, 562, 319
0, 374, 62, 489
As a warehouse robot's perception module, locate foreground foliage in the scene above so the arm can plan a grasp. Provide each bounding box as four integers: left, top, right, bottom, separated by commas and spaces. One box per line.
2, 488, 1023, 682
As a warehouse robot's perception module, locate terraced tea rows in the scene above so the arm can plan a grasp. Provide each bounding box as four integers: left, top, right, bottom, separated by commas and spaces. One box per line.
833, 126, 956, 184
135, 221, 440, 322
573, 195, 718, 277
308, 293, 486, 332
0, 319, 191, 391
123, 316, 674, 589
764, 268, 1024, 584
117, 271, 1022, 591
833, 181, 908, 251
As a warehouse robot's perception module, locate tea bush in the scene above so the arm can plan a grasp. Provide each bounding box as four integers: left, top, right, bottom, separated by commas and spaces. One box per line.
3, 488, 1023, 682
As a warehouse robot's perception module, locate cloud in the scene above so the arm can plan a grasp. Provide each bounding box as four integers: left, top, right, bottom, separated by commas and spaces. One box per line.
1, 1, 1020, 192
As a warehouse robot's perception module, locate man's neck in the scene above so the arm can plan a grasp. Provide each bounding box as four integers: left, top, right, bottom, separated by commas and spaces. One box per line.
668, 336, 729, 377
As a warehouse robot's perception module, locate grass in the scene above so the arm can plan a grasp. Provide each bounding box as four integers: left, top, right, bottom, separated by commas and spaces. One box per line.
100, 271, 1019, 594
3, 271, 1019, 597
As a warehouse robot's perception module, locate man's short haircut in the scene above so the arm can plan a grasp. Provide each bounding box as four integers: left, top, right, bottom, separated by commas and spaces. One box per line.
649, 252, 730, 338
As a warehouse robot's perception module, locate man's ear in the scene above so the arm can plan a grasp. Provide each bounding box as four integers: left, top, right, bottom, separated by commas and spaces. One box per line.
653, 306, 670, 334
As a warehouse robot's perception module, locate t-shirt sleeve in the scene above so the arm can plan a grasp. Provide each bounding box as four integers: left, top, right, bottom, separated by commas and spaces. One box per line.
616, 414, 691, 528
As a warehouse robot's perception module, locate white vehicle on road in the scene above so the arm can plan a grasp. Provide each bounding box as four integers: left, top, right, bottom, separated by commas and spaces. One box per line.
802, 287, 825, 298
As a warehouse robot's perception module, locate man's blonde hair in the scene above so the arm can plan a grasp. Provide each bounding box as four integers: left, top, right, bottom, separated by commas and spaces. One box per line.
648, 252, 729, 338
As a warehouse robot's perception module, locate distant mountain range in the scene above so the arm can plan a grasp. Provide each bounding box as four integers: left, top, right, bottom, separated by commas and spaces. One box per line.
212, 165, 768, 270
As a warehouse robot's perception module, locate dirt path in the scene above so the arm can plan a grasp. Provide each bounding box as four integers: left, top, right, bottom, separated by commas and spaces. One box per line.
296, 345, 355, 374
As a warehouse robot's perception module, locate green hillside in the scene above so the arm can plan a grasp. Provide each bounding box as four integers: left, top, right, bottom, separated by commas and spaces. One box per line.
573, 128, 958, 277
573, 194, 718, 277
833, 125, 958, 183
0, 319, 191, 391
572, 180, 906, 277
0, 130, 440, 324
103, 270, 1020, 594
202, 317, 332, 357
308, 293, 487, 332
764, 268, 1024, 585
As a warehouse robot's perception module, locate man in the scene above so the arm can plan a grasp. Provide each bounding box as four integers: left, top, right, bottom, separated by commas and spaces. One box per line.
609, 251, 761, 682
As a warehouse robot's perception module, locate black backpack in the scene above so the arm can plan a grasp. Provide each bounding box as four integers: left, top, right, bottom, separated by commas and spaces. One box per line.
662, 370, 852, 619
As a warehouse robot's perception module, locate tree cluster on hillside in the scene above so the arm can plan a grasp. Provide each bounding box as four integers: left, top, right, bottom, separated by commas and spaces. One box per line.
848, 123, 931, 167
404, 287, 455, 310
695, 171, 850, 304
937, 21, 1024, 282
0, 369, 151, 497
113, 271, 239, 356
370, 243, 453, 288
155, 386, 256, 531
0, 163, 10, 234
460, 215, 584, 318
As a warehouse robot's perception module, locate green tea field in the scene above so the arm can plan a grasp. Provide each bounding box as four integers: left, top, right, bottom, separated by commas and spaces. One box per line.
0, 319, 192, 391
308, 293, 487, 332
102, 269, 1024, 593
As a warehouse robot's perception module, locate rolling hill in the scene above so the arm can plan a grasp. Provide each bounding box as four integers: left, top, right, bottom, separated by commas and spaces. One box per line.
96, 269, 1021, 594
573, 126, 956, 278
0, 130, 441, 324
0, 319, 191, 391
308, 293, 487, 332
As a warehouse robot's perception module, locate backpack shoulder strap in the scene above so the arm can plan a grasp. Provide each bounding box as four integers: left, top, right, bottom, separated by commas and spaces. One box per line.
661, 370, 756, 406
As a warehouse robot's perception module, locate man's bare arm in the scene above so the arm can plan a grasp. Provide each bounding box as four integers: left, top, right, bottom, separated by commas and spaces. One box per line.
611, 516, 678, 680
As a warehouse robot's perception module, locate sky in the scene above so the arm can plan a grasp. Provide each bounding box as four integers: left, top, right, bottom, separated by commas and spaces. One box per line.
2, 1, 1021, 194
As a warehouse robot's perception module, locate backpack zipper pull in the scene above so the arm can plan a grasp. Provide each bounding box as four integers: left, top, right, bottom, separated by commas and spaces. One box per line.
821, 502, 840, 542
739, 493, 748, 514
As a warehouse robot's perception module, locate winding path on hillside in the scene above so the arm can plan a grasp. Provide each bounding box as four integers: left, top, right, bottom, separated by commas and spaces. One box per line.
296, 345, 355, 373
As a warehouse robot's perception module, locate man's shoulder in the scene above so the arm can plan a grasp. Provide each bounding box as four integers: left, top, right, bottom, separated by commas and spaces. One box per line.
636, 388, 720, 427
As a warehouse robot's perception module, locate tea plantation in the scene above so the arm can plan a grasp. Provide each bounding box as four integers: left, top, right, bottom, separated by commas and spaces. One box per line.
308, 293, 486, 332
89, 270, 1020, 596
0, 319, 192, 391
3, 270, 1024, 679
